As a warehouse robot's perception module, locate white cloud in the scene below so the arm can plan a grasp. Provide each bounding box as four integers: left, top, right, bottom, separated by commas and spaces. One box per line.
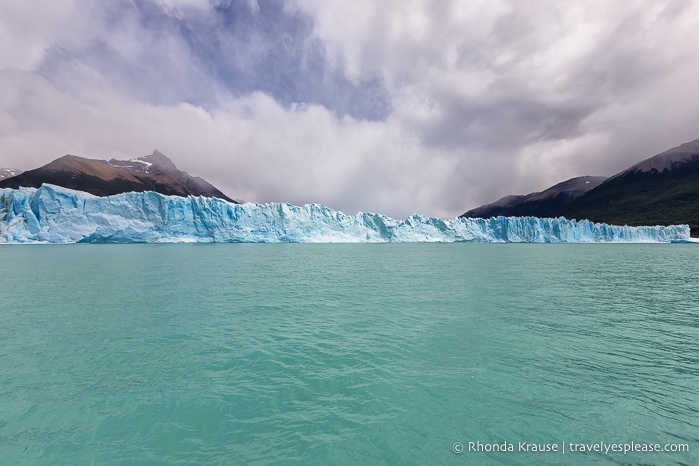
154, 0, 211, 9
0, 67, 459, 218
2, 1, 699, 218
0, 0, 77, 70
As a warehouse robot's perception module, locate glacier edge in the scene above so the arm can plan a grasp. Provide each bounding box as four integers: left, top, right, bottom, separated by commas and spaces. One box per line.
0, 184, 691, 244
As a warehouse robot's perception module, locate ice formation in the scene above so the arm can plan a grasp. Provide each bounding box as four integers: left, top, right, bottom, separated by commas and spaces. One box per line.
0, 185, 690, 244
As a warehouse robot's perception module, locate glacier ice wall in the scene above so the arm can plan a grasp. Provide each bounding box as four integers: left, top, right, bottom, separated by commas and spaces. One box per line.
0, 185, 690, 244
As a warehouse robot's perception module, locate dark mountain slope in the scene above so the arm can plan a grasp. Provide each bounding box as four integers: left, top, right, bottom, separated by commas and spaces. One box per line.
0, 151, 235, 203
555, 139, 699, 234
462, 176, 606, 218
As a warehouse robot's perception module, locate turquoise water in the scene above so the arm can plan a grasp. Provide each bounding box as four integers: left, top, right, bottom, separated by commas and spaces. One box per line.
0, 244, 697, 465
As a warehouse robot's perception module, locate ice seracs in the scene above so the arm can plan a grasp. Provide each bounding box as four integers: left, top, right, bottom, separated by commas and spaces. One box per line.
0, 184, 691, 244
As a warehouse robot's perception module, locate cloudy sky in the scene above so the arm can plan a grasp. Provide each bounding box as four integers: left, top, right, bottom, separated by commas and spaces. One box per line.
2, 0, 699, 218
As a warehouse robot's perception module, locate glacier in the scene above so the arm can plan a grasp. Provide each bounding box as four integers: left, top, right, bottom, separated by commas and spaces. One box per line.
0, 184, 691, 244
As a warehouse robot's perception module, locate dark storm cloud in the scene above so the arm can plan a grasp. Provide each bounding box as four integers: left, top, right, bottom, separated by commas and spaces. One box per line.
401, 1, 689, 154
413, 94, 595, 152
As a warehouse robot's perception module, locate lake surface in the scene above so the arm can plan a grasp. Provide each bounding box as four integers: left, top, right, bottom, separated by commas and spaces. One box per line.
0, 244, 697, 465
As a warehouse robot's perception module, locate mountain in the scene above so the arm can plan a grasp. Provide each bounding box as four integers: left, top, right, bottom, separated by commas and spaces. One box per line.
0, 151, 235, 203
462, 176, 607, 218
0, 184, 689, 243
557, 138, 699, 234
0, 168, 23, 180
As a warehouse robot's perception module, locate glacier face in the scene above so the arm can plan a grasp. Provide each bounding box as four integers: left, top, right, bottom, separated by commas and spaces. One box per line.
0, 184, 691, 244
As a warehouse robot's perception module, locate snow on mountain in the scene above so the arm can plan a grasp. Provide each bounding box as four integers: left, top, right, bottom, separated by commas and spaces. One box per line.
0, 168, 23, 181
0, 185, 690, 244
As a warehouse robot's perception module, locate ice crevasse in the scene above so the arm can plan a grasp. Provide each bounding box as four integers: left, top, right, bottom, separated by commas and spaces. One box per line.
0, 184, 690, 244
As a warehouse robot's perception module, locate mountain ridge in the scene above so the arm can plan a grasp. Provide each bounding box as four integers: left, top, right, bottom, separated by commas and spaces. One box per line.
462, 175, 607, 219
556, 138, 699, 235
0, 151, 235, 203
462, 137, 699, 236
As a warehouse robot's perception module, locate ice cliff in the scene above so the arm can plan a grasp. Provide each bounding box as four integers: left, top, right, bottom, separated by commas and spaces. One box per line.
0, 185, 690, 243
